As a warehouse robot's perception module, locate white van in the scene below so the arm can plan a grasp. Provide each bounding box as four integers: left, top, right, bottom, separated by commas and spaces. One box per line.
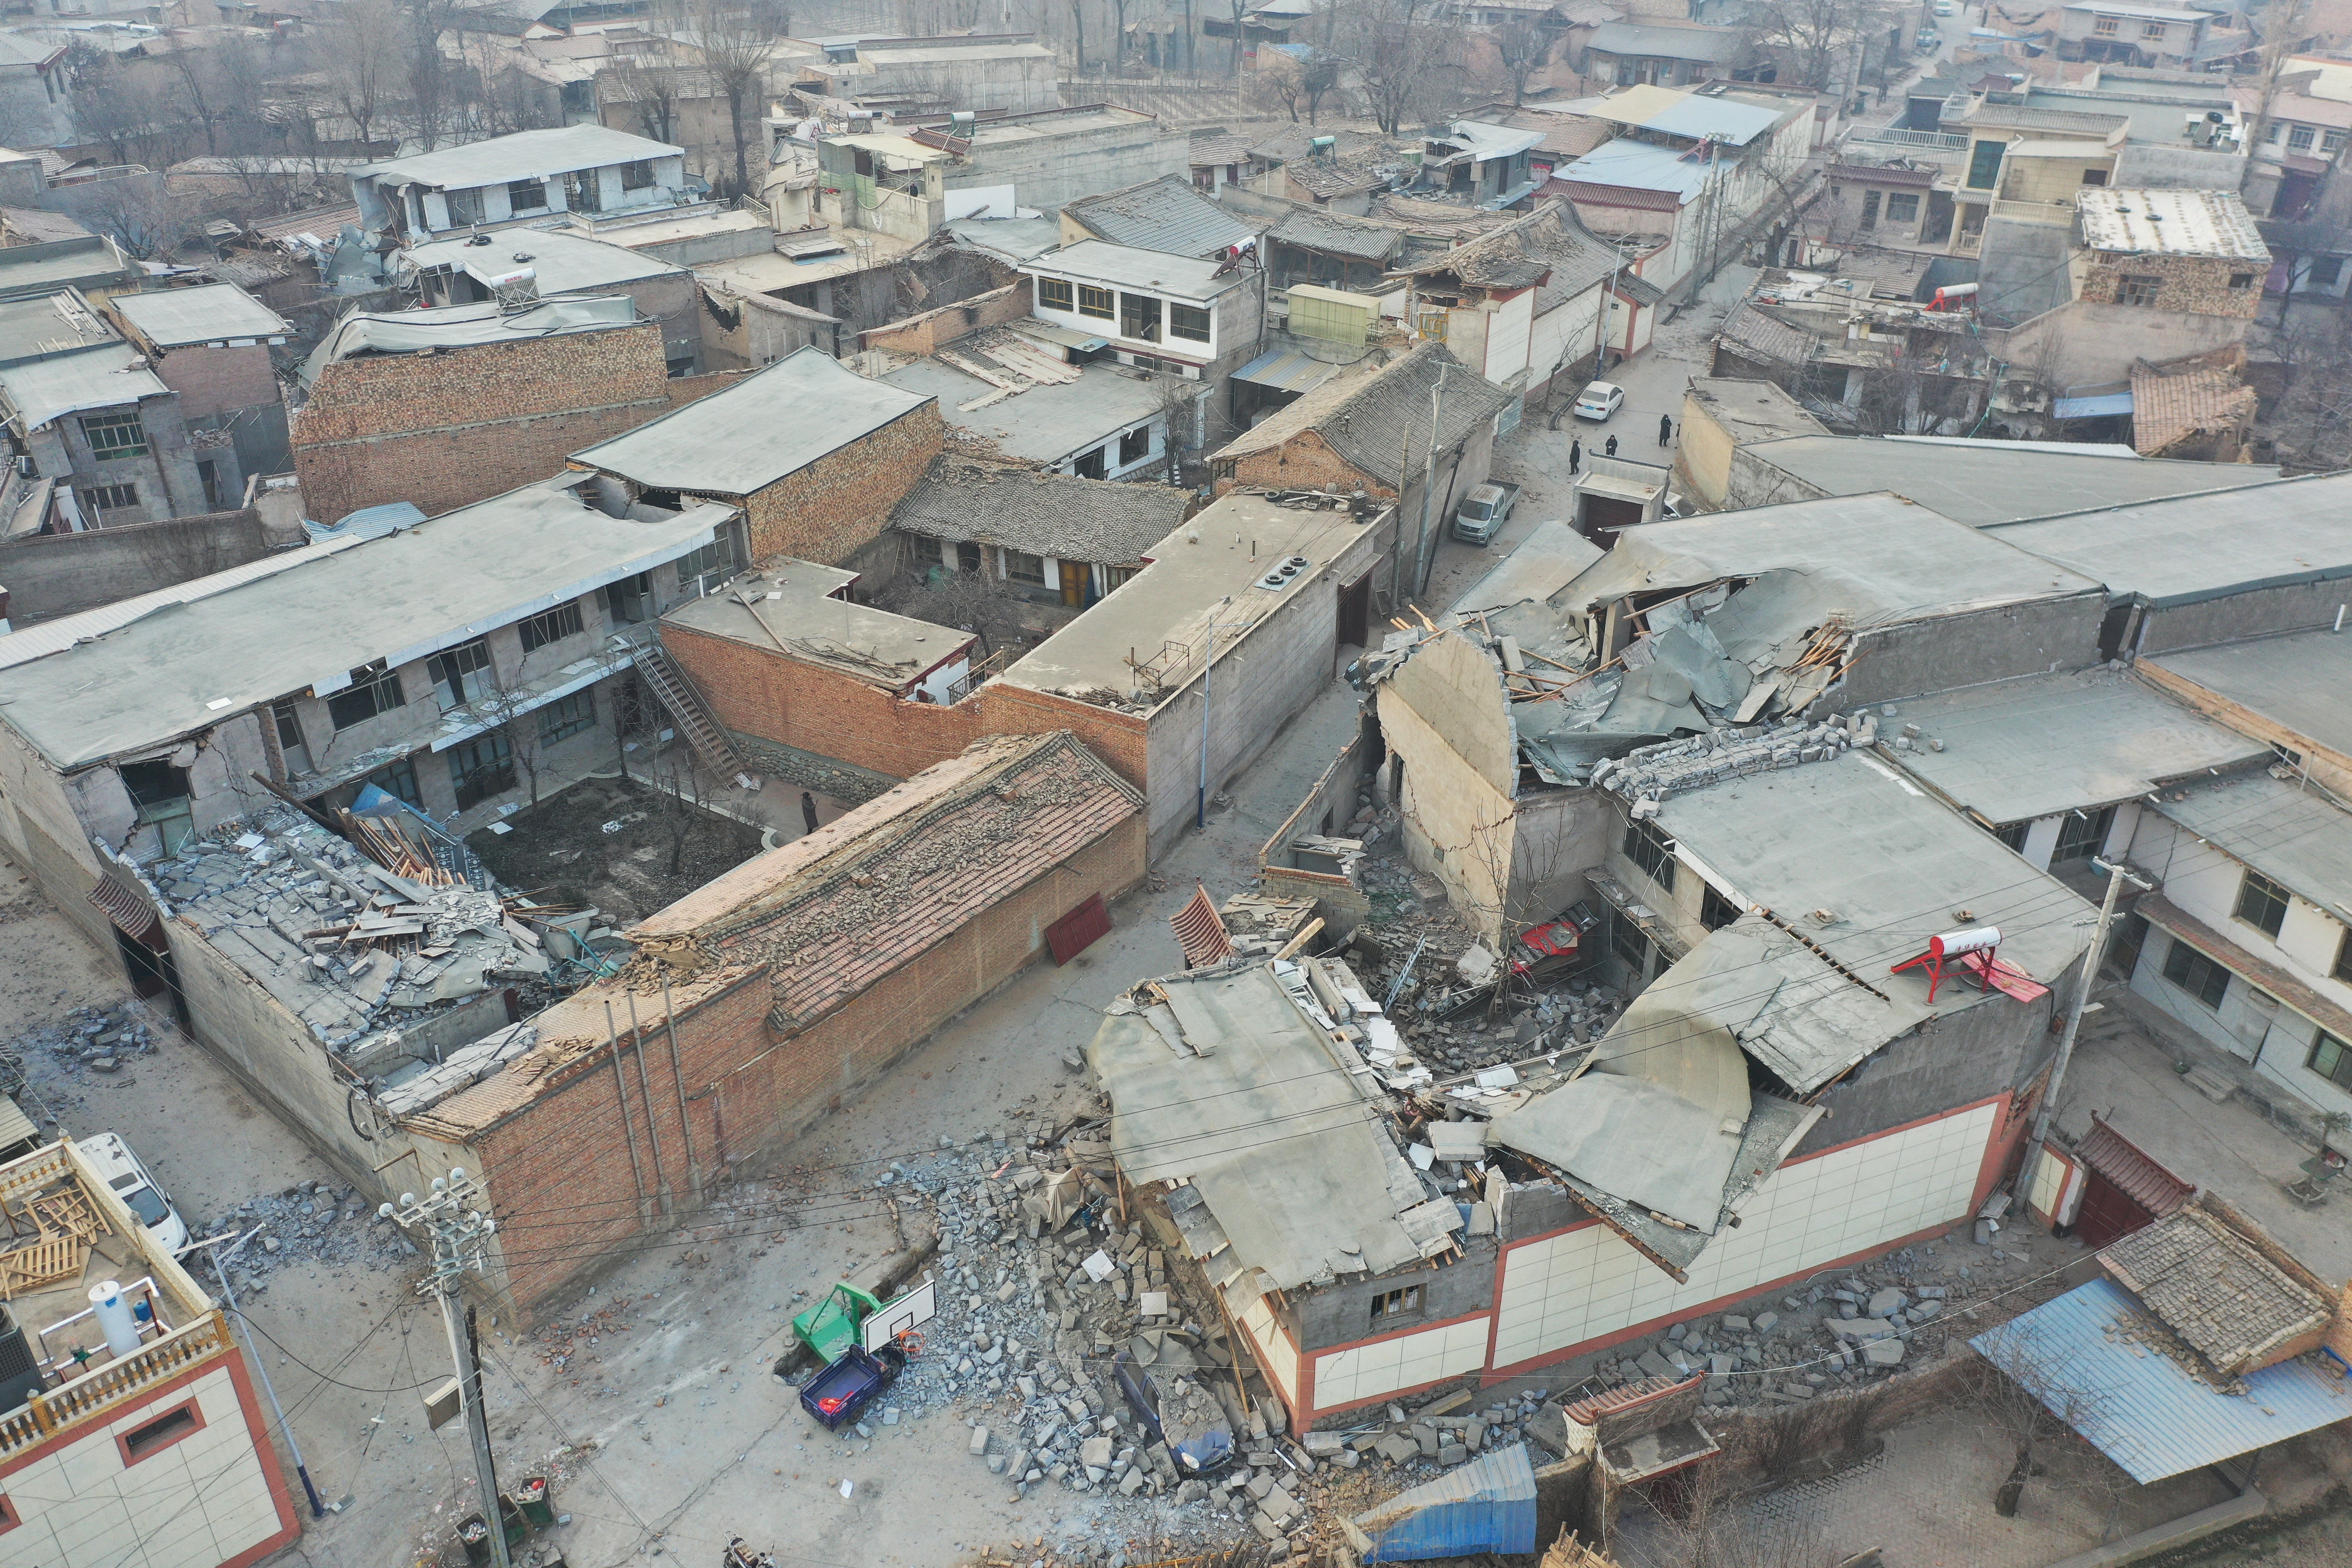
80, 1133, 189, 1256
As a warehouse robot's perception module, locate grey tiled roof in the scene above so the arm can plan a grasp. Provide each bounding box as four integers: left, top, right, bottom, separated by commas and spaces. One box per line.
1063, 174, 1258, 259
1266, 207, 1403, 263
1215, 341, 1516, 490
888, 454, 1189, 565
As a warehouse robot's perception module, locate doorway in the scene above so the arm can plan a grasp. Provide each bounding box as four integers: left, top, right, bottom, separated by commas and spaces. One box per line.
113, 925, 189, 1031
1060, 560, 1087, 606
1337, 570, 1372, 649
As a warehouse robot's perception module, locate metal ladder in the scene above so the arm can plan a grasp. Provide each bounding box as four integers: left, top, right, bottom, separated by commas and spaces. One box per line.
634, 643, 752, 782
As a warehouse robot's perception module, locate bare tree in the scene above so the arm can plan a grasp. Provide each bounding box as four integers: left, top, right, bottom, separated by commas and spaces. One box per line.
673, 0, 784, 199
1968, 1324, 2126, 1520
1490, 18, 1549, 106
326, 0, 406, 149
602, 54, 685, 145
1249, 50, 1307, 120
1338, 0, 1467, 135
402, 0, 461, 151
1744, 0, 1900, 93
69, 50, 153, 166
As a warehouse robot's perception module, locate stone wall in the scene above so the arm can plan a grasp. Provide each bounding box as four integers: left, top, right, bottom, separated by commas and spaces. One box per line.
732, 402, 945, 564
2073, 252, 2264, 319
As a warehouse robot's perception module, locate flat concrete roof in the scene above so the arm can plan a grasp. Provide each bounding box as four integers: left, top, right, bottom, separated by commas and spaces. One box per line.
692, 227, 923, 291
359, 125, 681, 190
573, 207, 769, 249
1, 342, 168, 431
1023, 239, 1252, 303
2147, 631, 2352, 761
404, 228, 684, 296
0, 478, 725, 769
573, 348, 933, 496
1984, 472, 2352, 606
1879, 670, 2270, 825
1002, 492, 1381, 702
660, 561, 975, 688
877, 356, 1162, 469
108, 283, 291, 347
2076, 187, 2268, 261
2153, 772, 2352, 923
1741, 434, 2285, 526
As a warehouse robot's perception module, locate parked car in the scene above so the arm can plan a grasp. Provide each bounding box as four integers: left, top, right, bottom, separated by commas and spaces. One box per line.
1452, 481, 1521, 545
80, 1132, 188, 1255
1933, 0, 1954, 13
1573, 381, 1625, 421
1915, 25, 1941, 50
1112, 1350, 1235, 1476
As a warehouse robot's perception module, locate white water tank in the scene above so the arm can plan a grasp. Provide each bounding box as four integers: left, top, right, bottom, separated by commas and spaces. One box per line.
89, 1281, 140, 1357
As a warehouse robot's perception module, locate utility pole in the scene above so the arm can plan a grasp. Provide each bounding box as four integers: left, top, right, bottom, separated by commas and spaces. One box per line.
383, 1169, 510, 1568
2015, 855, 2152, 1209
193, 1227, 324, 1518
1410, 362, 1452, 599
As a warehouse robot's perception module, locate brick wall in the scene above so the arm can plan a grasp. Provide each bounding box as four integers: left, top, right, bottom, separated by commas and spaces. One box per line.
661, 619, 1150, 793
2076, 252, 2264, 319
861, 278, 1032, 356
289, 322, 674, 522
730, 402, 945, 564
153, 343, 282, 423
472, 814, 1145, 1317
1218, 429, 1392, 499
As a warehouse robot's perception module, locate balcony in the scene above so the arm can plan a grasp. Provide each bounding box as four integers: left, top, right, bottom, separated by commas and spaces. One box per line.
1, 1311, 233, 1458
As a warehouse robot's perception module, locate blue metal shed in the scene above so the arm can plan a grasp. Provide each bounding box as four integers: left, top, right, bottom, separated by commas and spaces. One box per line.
1353, 1441, 1537, 1561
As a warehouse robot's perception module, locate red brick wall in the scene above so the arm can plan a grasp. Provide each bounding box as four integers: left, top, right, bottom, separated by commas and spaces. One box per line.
732, 402, 945, 564
1216, 428, 1392, 499
474, 815, 1145, 1317
154, 343, 282, 421
289, 322, 674, 522
861, 278, 1032, 356
661, 622, 1149, 792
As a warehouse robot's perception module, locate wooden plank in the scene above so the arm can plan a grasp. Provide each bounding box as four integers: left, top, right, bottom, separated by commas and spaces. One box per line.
937, 347, 1025, 392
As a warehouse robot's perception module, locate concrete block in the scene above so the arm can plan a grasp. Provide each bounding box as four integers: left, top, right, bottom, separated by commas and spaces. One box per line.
1866, 1289, 1906, 1318
1754, 1312, 1779, 1333
1436, 1443, 1468, 1466
1304, 1432, 1346, 1455
1863, 1339, 1906, 1368
1721, 1315, 1749, 1332
1080, 1436, 1113, 1470
1246, 1471, 1275, 1500
1414, 1425, 1439, 1459
969, 1426, 991, 1455
1635, 1348, 1678, 1380
1375, 1433, 1419, 1464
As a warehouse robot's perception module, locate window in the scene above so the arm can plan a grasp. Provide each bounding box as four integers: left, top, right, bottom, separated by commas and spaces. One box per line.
2162, 938, 2231, 1009
2141, 20, 2165, 38
674, 535, 737, 596
518, 601, 584, 653
1037, 277, 1075, 312
1106, 564, 1139, 591
448, 730, 515, 811
2052, 804, 2114, 864
1118, 425, 1151, 465
1966, 138, 2005, 190
2116, 274, 2163, 307
2315, 256, 2346, 288
1072, 446, 1107, 480
2092, 13, 2118, 33
1610, 910, 1654, 976
119, 1401, 202, 1466
118, 759, 193, 852
2334, 925, 2352, 982
1076, 284, 1115, 320
1370, 1285, 1421, 1324
80, 411, 147, 461
909, 534, 943, 567
2081, 168, 2109, 187
1168, 301, 1212, 343
2289, 125, 2317, 153
620, 159, 655, 190
508, 178, 547, 212
1885, 192, 1919, 224
2109, 910, 2149, 980
956, 541, 982, 574
1119, 291, 1163, 342
538, 689, 595, 744
601, 571, 652, 623
2236, 870, 2291, 938
329, 660, 405, 730
447, 188, 482, 225
427, 637, 495, 712
363, 757, 421, 810
2309, 1031, 2352, 1091
1002, 549, 1047, 585
2327, 129, 2347, 153
2265, 120, 2285, 143
1700, 883, 1740, 931
83, 481, 138, 511
1991, 819, 2031, 852
1859, 189, 1880, 230
0, 1491, 15, 1533
1622, 816, 1675, 891
2229, 272, 2257, 291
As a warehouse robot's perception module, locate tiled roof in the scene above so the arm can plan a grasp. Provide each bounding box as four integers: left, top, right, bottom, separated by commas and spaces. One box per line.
1266, 207, 1404, 263
1250, 125, 1390, 164
1063, 174, 1258, 259
2128, 359, 2256, 456
1287, 154, 1395, 199
2098, 1202, 2331, 1376
1545, 178, 1683, 211
658, 732, 1140, 1026
1213, 340, 1516, 490
1371, 194, 1519, 233
1189, 130, 1257, 166
2074, 1115, 2194, 1219
1714, 300, 1815, 368
1392, 201, 1623, 305
889, 453, 1188, 565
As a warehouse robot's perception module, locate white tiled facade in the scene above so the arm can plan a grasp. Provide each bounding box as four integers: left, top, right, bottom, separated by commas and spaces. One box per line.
1239, 1295, 1302, 1407
2, 1365, 287, 1568
1309, 1313, 1493, 1412
1489, 1101, 1997, 1372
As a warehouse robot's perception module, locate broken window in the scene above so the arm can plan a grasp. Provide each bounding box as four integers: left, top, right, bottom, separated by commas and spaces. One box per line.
119, 760, 193, 854
508, 178, 547, 213
2161, 938, 2230, 1009
518, 602, 584, 653
80, 411, 147, 461
1991, 819, 2031, 853
329, 660, 405, 731
538, 689, 595, 744
1885, 193, 1919, 224
1118, 425, 1151, 466
368, 756, 423, 810
2235, 869, 2290, 938
1168, 302, 1212, 343
1072, 447, 1107, 480
1037, 277, 1075, 312
1120, 292, 1163, 342
448, 730, 515, 811
1699, 883, 1740, 931
1002, 549, 1046, 586
427, 637, 495, 713
2052, 804, 2113, 864
2116, 275, 2163, 307
602, 572, 653, 623
621, 159, 656, 190
1077, 285, 1115, 321
1622, 816, 1675, 891
83, 482, 137, 512
956, 542, 982, 574
909, 534, 943, 567
1369, 1285, 1420, 1323
1859, 190, 1880, 230
675, 536, 737, 597
447, 188, 482, 225
271, 697, 309, 772
1609, 910, 1654, 979
2310, 1032, 2352, 1090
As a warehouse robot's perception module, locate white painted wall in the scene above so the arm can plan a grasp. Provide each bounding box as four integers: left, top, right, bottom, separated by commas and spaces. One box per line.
1310, 1313, 1492, 1410
1240, 1295, 1302, 1408
6, 1364, 287, 1568
1485, 288, 1535, 383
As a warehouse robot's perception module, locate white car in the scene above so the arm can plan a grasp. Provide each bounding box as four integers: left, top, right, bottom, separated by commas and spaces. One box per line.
1573, 381, 1625, 421
1933, 0, 1954, 13
80, 1132, 189, 1256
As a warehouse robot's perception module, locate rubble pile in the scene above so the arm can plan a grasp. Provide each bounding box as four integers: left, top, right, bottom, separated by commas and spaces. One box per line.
9, 1004, 159, 1081
206, 1178, 419, 1298
1595, 712, 1871, 807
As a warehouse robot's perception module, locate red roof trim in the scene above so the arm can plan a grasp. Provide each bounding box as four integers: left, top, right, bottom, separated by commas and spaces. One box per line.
2075, 1114, 2194, 1218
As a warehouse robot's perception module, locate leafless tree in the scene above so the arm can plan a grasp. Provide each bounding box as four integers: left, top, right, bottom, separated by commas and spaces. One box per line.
1250, 50, 1308, 120
401, 0, 462, 150
1490, 17, 1549, 106
69, 49, 153, 165
325, 0, 404, 148
1968, 1326, 2126, 1521
1744, 0, 1900, 93
1338, 0, 1468, 135
671, 0, 784, 199
602, 54, 686, 145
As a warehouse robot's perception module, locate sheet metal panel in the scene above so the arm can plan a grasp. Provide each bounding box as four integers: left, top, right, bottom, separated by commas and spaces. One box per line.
1355, 1440, 1537, 1560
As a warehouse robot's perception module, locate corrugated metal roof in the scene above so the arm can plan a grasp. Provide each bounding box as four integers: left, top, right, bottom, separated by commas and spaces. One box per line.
1354, 1441, 1537, 1559
2053, 391, 2134, 419
1063, 174, 1258, 260
1231, 346, 1341, 396
2074, 1116, 2194, 1220
1970, 1278, 2352, 1483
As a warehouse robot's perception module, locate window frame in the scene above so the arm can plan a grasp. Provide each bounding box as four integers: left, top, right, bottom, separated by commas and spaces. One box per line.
1966, 138, 2005, 189
507, 178, 547, 212
1609, 909, 1654, 976
619, 159, 656, 190
83, 481, 138, 511
426, 637, 495, 713
2092, 13, 2119, 33
1002, 548, 1047, 586
1699, 883, 1740, 931
1118, 424, 1151, 465
1076, 284, 1115, 321
1167, 301, 1212, 343
328, 660, 405, 731
1369, 1284, 1422, 1323
1119, 291, 1163, 343
518, 601, 585, 654
1884, 191, 1919, 224
2052, 804, 2114, 864
674, 536, 737, 596
448, 729, 516, 811
2141, 19, 2165, 38
601, 571, 653, 624
368, 756, 423, 809
537, 689, 596, 744
2235, 869, 2291, 939
79, 410, 148, 462
2310, 1030, 2352, 1091
0, 1491, 15, 1533
1622, 816, 1676, 891
2116, 274, 2163, 307
2161, 937, 2231, 1009
2314, 256, 2348, 288
1036, 276, 1075, 312
117, 1399, 205, 1467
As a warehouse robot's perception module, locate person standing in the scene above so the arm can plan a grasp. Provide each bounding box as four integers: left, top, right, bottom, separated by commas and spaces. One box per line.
1658, 413, 1674, 447
1605, 434, 1618, 456
1569, 438, 1582, 473
801, 790, 819, 836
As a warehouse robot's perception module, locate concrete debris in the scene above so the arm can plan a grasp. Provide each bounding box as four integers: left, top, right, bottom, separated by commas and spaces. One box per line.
1592, 714, 1868, 804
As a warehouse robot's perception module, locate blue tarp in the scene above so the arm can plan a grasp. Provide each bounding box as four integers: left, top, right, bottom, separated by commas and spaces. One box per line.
303, 500, 425, 545
1354, 1441, 1537, 1561
2053, 392, 2134, 420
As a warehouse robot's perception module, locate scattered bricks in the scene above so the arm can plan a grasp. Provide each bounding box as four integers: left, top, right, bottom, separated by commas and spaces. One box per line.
1304, 1432, 1346, 1455
1916, 1286, 1947, 1300
1867, 1289, 1907, 1318
1779, 1383, 1814, 1400
1911, 1300, 1945, 1322
996, 1280, 1020, 1304
1079, 1435, 1114, 1470
1721, 1315, 1750, 1332
1251, 1512, 1284, 1543
988, 1455, 1006, 1473
1118, 1468, 1145, 1496
969, 1426, 991, 1456
1754, 1311, 1779, 1333
1245, 1472, 1276, 1500
1375, 1433, 1419, 1464
1709, 1354, 1738, 1376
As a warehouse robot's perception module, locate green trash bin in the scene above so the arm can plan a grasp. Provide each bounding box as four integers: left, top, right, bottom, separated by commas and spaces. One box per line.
457, 1513, 493, 1566
513, 1476, 556, 1529
497, 1494, 530, 1548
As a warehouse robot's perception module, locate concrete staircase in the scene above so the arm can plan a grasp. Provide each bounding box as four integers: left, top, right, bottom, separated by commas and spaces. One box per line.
633, 645, 751, 784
